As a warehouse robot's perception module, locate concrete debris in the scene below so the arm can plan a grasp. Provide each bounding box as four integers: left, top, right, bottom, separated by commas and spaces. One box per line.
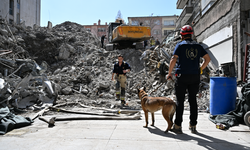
0, 19, 212, 115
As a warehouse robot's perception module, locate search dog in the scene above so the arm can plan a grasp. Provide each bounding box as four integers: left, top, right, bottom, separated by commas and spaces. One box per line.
138, 87, 176, 133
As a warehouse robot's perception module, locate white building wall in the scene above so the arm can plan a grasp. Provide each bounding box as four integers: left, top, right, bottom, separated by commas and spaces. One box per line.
202, 25, 233, 70
20, 0, 40, 26
0, 0, 10, 20
0, 0, 40, 26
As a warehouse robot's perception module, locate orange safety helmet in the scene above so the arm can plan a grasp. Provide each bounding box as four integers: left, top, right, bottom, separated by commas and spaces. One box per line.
180, 25, 193, 35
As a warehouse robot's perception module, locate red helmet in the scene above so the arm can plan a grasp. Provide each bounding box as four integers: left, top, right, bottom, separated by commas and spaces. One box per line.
180, 25, 193, 35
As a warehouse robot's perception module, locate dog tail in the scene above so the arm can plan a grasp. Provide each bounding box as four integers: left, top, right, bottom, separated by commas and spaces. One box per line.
170, 103, 176, 121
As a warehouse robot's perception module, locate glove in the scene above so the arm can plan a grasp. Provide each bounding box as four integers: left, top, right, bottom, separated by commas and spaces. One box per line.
157, 62, 161, 68
200, 67, 203, 74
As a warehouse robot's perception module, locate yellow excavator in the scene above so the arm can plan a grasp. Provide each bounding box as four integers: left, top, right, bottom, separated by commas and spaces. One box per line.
106, 21, 151, 50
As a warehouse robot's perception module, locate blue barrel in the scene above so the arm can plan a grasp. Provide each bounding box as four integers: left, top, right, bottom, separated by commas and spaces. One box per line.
210, 77, 237, 115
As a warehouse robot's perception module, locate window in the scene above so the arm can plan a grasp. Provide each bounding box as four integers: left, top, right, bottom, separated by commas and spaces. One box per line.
153, 30, 160, 35
98, 28, 106, 32
144, 20, 150, 25
164, 20, 175, 26
164, 30, 174, 36
131, 21, 139, 25
9, 0, 14, 15
202, 1, 216, 15
17, 0, 20, 9
9, 19, 13, 24
16, 13, 20, 24
86, 28, 91, 32
154, 20, 160, 25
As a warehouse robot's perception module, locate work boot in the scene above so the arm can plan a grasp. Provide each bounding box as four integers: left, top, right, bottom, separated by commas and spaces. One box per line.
116, 94, 120, 101
189, 124, 198, 134
121, 100, 126, 105
170, 124, 183, 134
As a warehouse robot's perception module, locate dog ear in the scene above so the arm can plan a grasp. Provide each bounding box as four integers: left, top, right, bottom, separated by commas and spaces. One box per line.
143, 86, 146, 91
137, 88, 140, 93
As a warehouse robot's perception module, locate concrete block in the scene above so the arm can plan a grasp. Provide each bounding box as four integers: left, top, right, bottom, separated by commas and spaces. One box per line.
47, 21, 52, 29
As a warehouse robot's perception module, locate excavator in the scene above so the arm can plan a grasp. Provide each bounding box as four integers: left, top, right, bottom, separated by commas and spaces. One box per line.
106, 21, 151, 50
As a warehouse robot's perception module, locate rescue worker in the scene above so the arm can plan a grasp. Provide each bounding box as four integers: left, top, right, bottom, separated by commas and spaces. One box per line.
167, 25, 211, 134
144, 40, 148, 49
101, 35, 106, 48
112, 55, 131, 105
155, 38, 160, 46
150, 36, 155, 46
157, 59, 168, 83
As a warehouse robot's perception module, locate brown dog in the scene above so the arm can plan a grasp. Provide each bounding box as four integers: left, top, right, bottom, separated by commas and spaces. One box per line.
138, 87, 176, 133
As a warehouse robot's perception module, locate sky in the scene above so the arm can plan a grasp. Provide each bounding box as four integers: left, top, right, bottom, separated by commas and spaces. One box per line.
41, 0, 182, 27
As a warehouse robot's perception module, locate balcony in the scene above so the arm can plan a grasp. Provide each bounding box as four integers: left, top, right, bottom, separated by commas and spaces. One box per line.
175, 6, 193, 28
176, 0, 188, 9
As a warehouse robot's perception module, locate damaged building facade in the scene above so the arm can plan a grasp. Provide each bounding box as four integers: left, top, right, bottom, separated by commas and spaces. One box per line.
83, 20, 108, 42
0, 0, 41, 27
176, 0, 250, 81
128, 16, 178, 42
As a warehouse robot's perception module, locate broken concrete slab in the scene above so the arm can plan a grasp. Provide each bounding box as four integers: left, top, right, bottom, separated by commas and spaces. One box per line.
0, 28, 8, 36
13, 95, 37, 109
61, 87, 72, 95
99, 82, 110, 89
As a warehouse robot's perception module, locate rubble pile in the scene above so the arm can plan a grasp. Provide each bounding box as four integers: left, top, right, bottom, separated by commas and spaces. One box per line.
0, 20, 210, 113
0, 20, 150, 111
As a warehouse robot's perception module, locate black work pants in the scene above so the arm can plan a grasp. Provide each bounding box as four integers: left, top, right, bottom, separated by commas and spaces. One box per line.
174, 74, 200, 126
101, 41, 104, 48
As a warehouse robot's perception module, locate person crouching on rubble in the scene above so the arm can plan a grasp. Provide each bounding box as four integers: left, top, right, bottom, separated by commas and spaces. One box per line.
157, 59, 168, 83
167, 25, 211, 134
112, 55, 131, 105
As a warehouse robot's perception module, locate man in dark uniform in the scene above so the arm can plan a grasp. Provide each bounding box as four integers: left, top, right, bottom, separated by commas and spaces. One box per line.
112, 55, 131, 105
167, 25, 211, 134
144, 40, 148, 49
101, 35, 106, 48
155, 38, 160, 46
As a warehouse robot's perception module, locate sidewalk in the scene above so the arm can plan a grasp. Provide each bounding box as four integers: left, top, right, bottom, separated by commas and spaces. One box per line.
0, 110, 250, 150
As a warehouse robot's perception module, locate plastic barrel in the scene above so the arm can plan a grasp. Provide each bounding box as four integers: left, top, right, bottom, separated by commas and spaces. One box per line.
210, 77, 237, 115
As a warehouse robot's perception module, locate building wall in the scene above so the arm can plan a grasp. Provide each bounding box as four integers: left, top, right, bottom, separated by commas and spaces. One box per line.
0, 0, 11, 21
20, 0, 40, 26
201, 25, 233, 68
161, 16, 178, 38
128, 16, 163, 41
194, 0, 238, 42
176, 0, 250, 80
201, 0, 217, 10
240, 0, 250, 11
83, 21, 108, 43
0, 0, 40, 26
193, 0, 241, 78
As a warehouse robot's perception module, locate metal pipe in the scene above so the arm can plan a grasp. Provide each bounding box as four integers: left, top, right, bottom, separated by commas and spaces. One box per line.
0, 50, 12, 56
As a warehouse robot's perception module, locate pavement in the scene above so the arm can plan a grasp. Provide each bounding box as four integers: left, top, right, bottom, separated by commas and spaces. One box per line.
0, 110, 250, 150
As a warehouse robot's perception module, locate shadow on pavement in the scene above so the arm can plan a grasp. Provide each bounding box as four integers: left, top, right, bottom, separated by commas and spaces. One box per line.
147, 126, 174, 137
147, 126, 250, 150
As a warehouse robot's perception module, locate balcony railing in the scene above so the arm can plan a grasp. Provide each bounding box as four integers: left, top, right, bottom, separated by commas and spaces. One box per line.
176, 0, 188, 9
176, 6, 193, 28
